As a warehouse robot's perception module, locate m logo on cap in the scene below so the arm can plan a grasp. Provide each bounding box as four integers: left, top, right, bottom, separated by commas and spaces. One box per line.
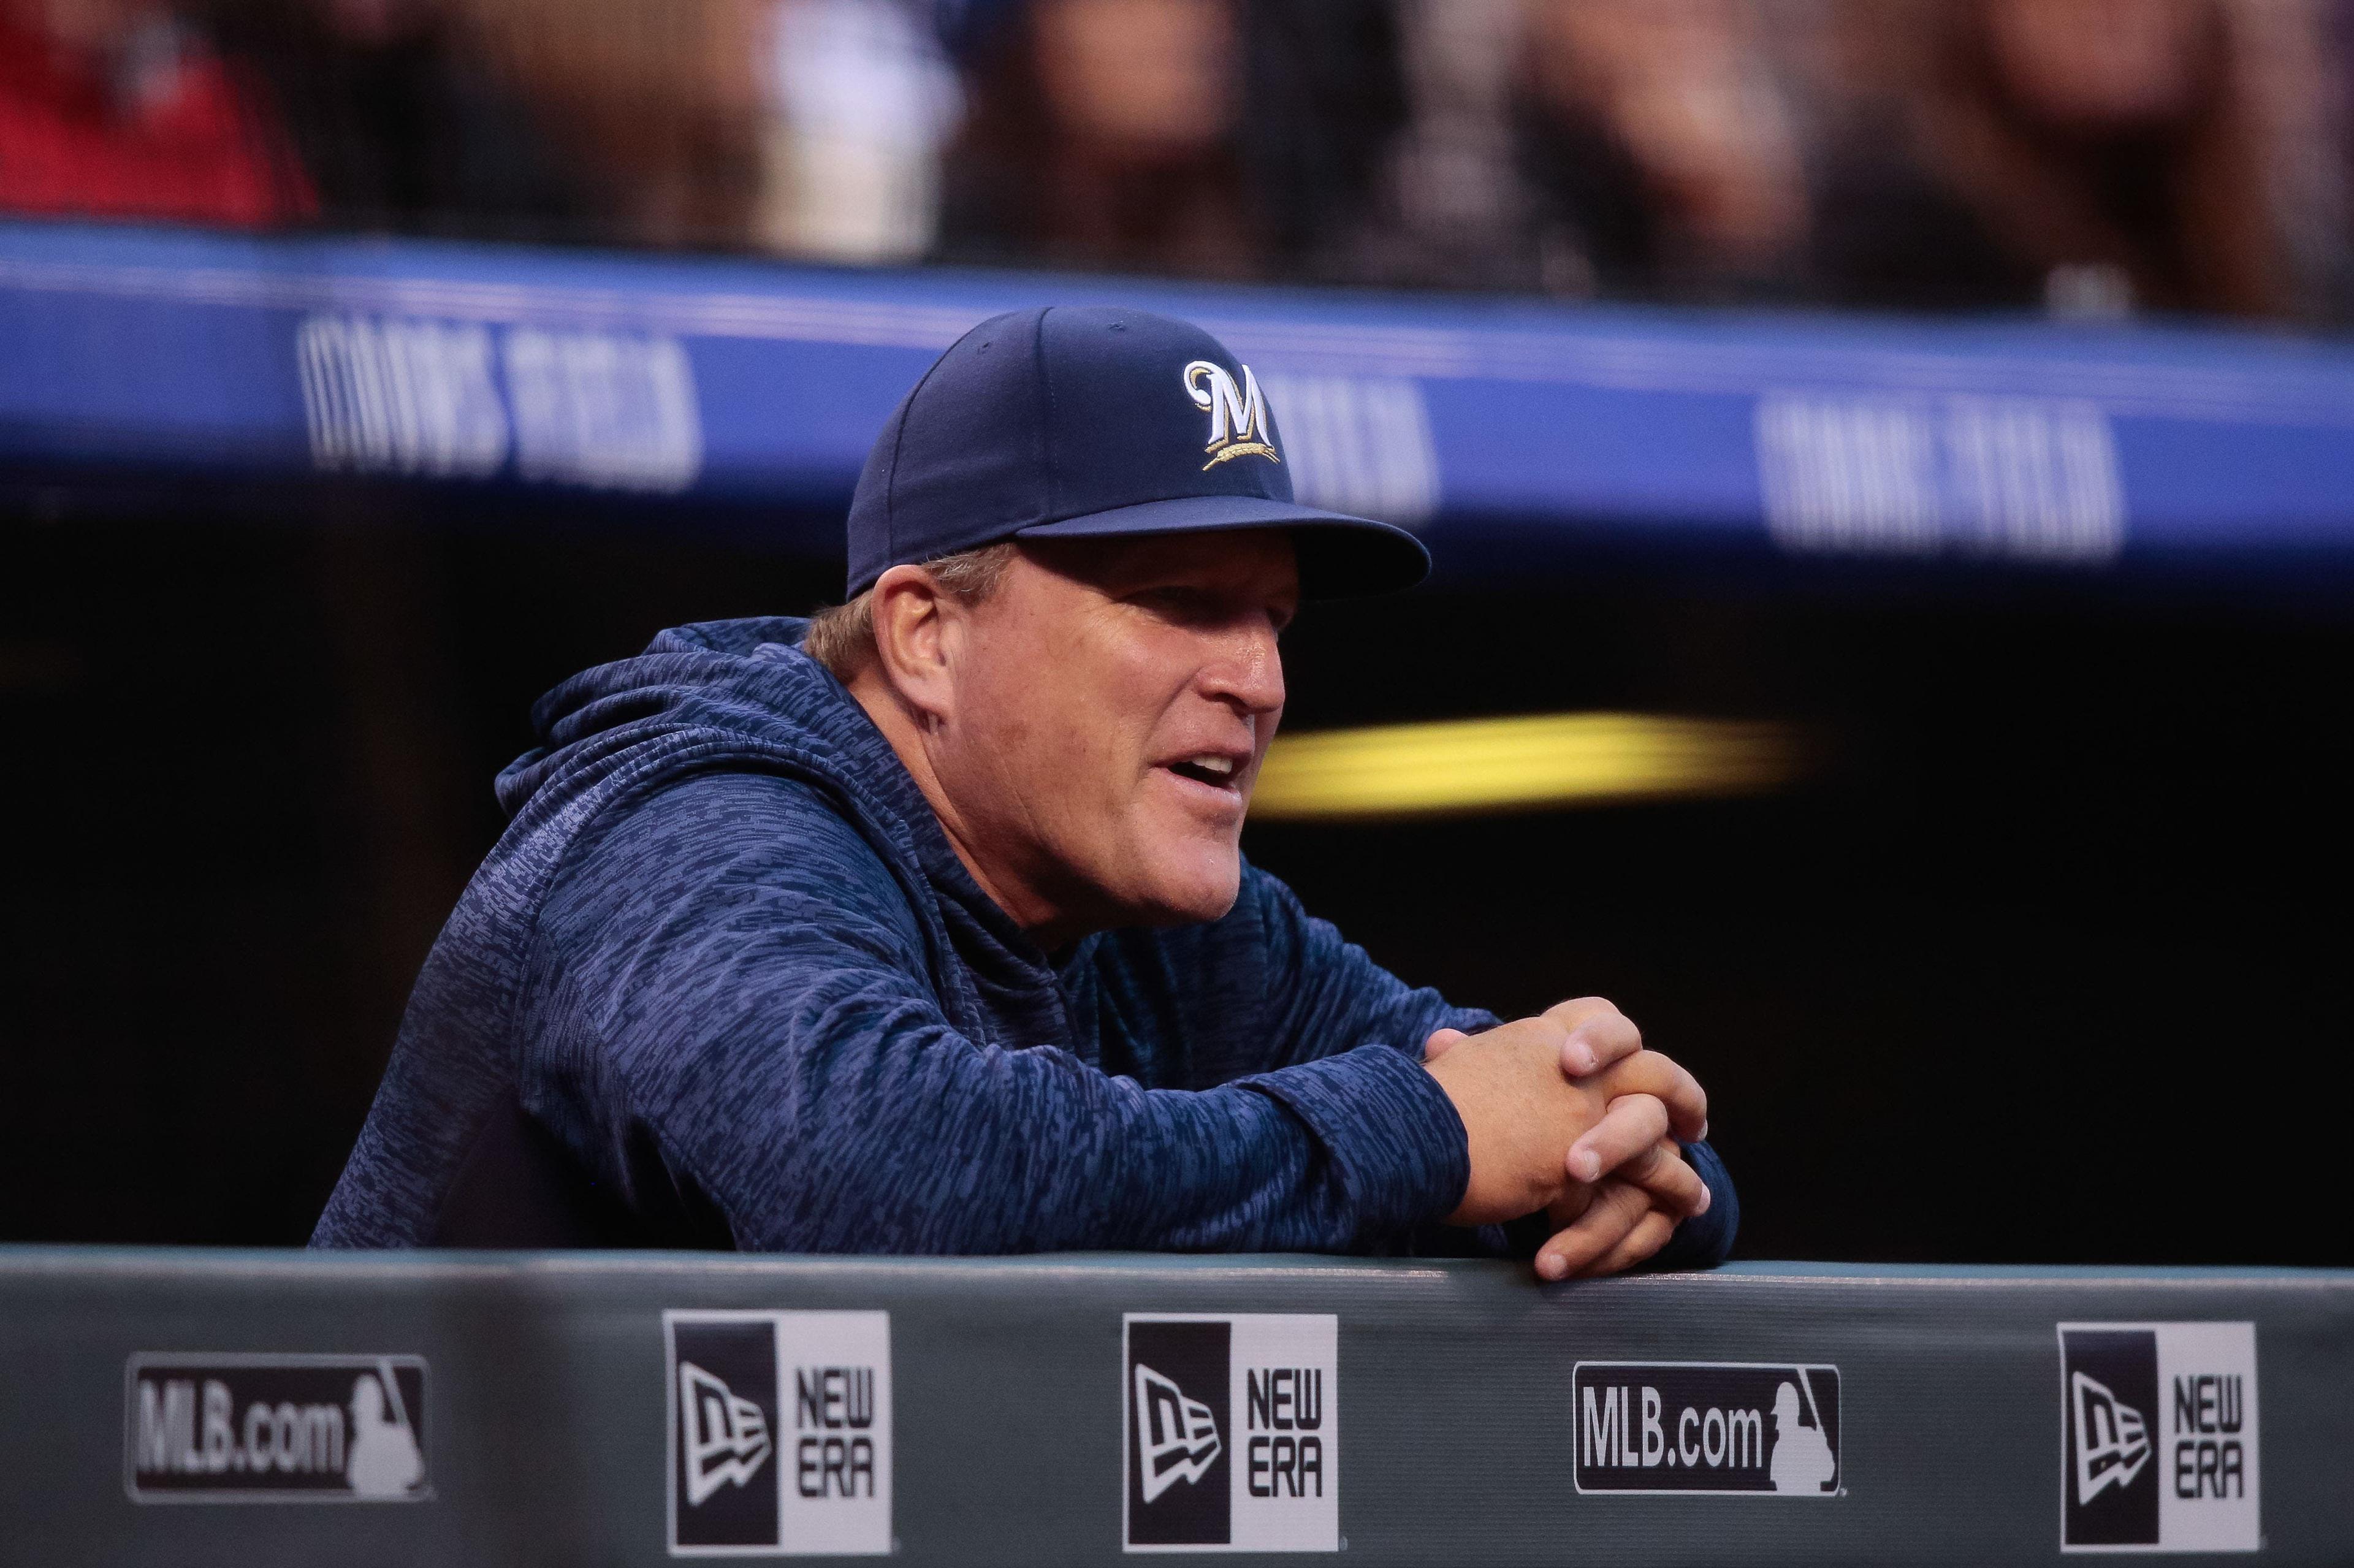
1184, 360, 1280, 471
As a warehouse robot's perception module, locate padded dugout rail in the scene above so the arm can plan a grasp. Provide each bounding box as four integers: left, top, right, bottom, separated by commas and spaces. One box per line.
1, 1249, 2347, 1566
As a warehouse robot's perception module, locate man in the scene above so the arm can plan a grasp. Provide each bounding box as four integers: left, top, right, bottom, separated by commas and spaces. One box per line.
315, 306, 1736, 1279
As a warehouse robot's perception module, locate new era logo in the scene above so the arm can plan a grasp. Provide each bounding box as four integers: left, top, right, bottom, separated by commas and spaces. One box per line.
1124, 1314, 1337, 1553
2059, 1323, 2259, 1553
666, 1311, 892, 1557
680, 1361, 774, 1507
2070, 1370, 2150, 1504
1135, 1363, 1222, 1503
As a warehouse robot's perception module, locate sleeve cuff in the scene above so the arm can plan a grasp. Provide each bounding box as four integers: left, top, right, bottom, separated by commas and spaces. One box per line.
1239, 1044, 1471, 1244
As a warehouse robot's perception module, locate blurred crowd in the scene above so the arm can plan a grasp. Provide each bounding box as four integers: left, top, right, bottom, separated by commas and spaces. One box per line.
3, 0, 2350, 320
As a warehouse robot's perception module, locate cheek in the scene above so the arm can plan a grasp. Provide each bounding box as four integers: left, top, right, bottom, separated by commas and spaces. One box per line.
965, 655, 1133, 817
1106, 663, 1198, 772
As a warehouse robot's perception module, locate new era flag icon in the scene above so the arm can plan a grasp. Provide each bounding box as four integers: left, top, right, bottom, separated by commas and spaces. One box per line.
2059, 1322, 2259, 1553
680, 1361, 773, 1507
2070, 1370, 2150, 1504
667, 1309, 893, 1556
1125, 1314, 1338, 1553
1135, 1363, 1223, 1503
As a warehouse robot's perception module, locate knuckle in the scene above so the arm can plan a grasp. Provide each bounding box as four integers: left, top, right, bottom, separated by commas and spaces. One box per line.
1553, 995, 1620, 1028
1620, 1051, 1672, 1093
1604, 1094, 1652, 1128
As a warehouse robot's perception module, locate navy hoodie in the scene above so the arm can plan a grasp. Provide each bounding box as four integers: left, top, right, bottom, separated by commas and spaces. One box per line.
313, 618, 1735, 1262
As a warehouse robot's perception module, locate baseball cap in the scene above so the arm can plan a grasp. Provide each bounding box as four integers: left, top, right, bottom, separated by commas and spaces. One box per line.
844, 306, 1430, 598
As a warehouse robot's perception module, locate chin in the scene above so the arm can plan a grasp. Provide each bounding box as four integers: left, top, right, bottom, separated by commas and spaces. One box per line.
1124, 843, 1243, 927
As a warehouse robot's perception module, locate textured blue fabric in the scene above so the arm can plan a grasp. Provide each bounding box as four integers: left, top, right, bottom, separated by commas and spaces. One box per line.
312, 617, 1735, 1265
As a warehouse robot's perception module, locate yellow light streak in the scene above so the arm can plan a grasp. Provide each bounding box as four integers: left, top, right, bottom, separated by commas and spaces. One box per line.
1248, 712, 1802, 820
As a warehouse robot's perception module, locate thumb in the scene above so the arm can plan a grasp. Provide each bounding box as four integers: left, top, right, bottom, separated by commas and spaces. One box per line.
1423, 1027, 1470, 1060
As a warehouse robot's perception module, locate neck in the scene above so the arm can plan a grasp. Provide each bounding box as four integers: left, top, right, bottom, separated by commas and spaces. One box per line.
844, 666, 1088, 950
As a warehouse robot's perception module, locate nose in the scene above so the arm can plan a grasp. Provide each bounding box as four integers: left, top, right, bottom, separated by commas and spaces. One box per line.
1200, 616, 1286, 720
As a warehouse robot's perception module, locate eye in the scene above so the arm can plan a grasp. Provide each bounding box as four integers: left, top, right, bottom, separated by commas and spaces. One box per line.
1132, 586, 1213, 620
1129, 585, 1294, 635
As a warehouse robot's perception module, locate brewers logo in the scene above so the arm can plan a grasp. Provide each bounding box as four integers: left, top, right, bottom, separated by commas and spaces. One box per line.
1184, 361, 1279, 470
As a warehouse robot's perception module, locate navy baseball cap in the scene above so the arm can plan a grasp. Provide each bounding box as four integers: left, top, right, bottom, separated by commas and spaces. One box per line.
845, 306, 1430, 598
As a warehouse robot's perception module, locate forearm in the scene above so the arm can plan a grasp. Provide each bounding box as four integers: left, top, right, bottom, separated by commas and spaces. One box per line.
638, 1011, 1472, 1256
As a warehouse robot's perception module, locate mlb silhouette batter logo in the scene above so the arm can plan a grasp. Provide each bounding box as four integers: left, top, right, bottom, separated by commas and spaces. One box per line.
344, 1366, 425, 1498
1766, 1380, 1837, 1494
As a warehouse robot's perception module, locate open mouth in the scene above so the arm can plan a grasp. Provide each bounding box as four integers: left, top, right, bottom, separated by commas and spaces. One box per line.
1165, 755, 1243, 790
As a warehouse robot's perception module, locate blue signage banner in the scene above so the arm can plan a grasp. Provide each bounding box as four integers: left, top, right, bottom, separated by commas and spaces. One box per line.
6, 220, 2353, 585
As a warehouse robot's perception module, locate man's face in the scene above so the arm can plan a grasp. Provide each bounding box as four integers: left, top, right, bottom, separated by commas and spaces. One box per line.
931, 529, 1297, 939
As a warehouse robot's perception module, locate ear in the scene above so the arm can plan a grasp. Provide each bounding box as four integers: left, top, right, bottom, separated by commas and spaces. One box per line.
869, 564, 961, 726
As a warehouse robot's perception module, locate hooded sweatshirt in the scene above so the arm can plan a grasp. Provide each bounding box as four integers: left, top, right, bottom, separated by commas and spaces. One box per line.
312, 618, 1736, 1262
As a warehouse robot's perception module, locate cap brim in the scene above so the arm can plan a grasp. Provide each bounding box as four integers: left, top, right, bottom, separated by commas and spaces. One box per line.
1015, 493, 1429, 598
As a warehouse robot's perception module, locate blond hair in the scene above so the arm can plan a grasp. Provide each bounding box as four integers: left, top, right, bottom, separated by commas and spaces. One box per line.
802, 542, 1021, 680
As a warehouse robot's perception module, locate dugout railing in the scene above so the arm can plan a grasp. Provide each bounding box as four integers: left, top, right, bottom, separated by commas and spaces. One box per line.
2, 1246, 2346, 1565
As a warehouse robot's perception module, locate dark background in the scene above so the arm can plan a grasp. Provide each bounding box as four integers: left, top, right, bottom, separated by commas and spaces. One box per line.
4, 477, 2345, 1266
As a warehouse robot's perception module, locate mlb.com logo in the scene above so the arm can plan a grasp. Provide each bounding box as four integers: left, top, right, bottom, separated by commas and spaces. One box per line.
123, 1353, 430, 1503
2059, 1323, 2260, 1553
665, 1310, 892, 1557
1571, 1362, 1840, 1497
1124, 1314, 1338, 1553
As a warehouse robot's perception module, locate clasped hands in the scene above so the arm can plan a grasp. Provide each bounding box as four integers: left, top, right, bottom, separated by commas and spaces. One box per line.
1423, 998, 1710, 1282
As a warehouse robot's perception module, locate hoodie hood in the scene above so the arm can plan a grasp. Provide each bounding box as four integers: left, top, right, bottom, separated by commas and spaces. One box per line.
500, 617, 898, 829
310, 616, 1081, 1249
494, 616, 1057, 1017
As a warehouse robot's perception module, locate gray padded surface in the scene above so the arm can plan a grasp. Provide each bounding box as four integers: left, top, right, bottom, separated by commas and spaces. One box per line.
2, 1247, 2344, 1566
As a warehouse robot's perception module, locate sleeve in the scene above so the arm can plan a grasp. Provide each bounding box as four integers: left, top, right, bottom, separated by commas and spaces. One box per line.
525, 772, 1472, 1255
1236, 864, 1738, 1268
1240, 864, 1499, 1070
